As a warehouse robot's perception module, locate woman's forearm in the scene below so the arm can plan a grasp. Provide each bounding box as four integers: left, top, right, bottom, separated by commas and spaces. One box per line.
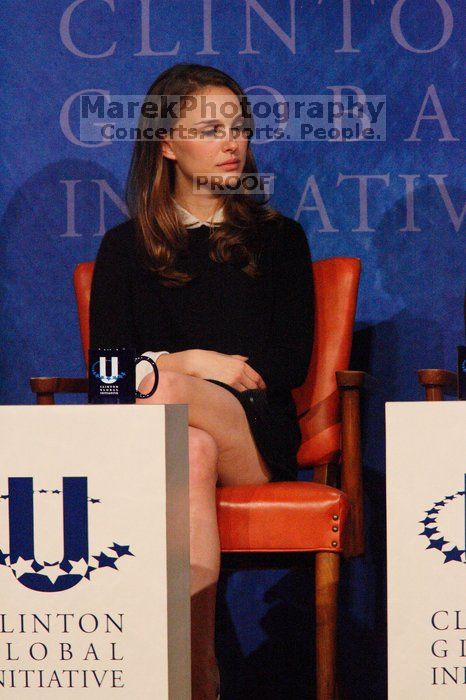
156, 350, 196, 376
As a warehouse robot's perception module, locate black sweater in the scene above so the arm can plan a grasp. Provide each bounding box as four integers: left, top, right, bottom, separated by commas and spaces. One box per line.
89, 215, 314, 413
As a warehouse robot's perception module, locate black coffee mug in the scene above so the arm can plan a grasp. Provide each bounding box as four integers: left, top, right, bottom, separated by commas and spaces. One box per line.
88, 348, 159, 404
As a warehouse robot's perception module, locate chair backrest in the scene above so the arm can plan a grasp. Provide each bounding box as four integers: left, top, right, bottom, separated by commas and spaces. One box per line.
293, 257, 360, 468
74, 256, 360, 469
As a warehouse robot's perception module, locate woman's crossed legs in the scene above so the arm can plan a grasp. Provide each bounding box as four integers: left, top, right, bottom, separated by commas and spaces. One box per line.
136, 369, 272, 699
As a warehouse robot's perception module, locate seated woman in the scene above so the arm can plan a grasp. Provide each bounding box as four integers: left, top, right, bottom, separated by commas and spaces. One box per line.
89, 62, 314, 700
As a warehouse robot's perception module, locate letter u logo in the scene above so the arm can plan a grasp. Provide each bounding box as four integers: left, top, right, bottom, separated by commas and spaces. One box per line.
99, 356, 118, 384
8, 477, 88, 592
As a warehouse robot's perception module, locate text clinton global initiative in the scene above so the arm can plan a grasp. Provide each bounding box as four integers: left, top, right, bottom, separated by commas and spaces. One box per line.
0, 611, 125, 690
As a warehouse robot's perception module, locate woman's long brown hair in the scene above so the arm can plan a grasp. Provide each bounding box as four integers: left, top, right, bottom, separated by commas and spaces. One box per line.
125, 63, 281, 287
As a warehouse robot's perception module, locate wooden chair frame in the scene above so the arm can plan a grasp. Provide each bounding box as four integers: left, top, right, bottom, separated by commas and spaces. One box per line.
417, 369, 458, 401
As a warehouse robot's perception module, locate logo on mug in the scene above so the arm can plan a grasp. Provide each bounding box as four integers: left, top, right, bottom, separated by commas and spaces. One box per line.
88, 348, 158, 403
91, 356, 126, 384
0, 477, 134, 592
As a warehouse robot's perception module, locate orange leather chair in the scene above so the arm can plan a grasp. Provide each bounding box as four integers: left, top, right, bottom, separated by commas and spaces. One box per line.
31, 257, 367, 700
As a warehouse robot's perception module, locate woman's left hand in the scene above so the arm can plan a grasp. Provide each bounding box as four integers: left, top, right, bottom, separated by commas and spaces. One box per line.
184, 349, 267, 391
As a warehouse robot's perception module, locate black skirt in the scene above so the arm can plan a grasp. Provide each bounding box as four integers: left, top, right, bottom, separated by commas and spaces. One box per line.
205, 379, 301, 482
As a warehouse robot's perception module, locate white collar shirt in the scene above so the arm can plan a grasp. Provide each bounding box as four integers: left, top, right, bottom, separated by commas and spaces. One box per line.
173, 200, 225, 228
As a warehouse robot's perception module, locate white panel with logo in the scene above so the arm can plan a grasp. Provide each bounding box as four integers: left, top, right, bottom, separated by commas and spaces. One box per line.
0, 405, 190, 699
386, 402, 466, 698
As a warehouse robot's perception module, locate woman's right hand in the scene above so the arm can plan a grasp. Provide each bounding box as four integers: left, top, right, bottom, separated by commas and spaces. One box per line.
184, 349, 267, 392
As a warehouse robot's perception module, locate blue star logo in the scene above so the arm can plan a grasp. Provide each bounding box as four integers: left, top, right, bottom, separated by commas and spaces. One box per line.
0, 550, 9, 566
0, 486, 135, 587
426, 537, 449, 551
418, 479, 466, 567
443, 547, 465, 564
94, 552, 118, 570
109, 543, 134, 558
420, 526, 439, 538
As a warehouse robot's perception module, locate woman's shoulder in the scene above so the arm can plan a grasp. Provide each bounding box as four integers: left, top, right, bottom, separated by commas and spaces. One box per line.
96, 219, 139, 262
277, 212, 307, 233
101, 218, 137, 246
255, 212, 312, 274
259, 212, 309, 250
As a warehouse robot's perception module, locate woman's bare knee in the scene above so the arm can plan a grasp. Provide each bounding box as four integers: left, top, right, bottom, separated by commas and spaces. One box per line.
188, 428, 218, 488
137, 369, 185, 403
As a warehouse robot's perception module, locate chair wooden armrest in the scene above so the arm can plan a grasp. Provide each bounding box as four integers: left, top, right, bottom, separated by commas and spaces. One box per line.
335, 370, 373, 558
30, 377, 88, 405
417, 369, 458, 401
336, 370, 376, 391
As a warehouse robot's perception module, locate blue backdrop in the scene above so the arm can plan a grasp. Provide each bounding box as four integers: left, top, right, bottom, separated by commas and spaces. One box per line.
1, 1, 464, 697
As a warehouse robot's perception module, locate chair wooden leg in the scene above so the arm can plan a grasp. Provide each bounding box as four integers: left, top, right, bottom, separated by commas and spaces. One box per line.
315, 551, 340, 700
